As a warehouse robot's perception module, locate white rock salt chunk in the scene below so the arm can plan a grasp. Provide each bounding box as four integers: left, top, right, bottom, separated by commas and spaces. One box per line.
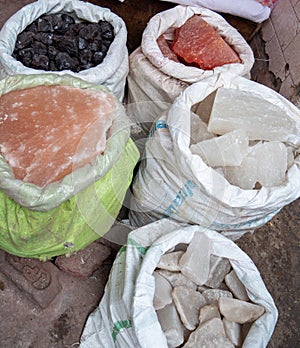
202, 289, 233, 305
190, 113, 215, 145
157, 251, 184, 271
199, 303, 221, 324
225, 270, 249, 301
156, 302, 184, 347
153, 271, 173, 310
224, 156, 257, 189
183, 318, 234, 348
205, 255, 231, 288
156, 269, 197, 290
179, 233, 211, 285
251, 141, 287, 187
207, 88, 300, 142
190, 129, 249, 167
223, 319, 243, 347
219, 297, 265, 324
172, 286, 207, 330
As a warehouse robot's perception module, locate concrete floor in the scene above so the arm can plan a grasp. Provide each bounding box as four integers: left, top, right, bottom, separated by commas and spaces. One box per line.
0, 1, 299, 347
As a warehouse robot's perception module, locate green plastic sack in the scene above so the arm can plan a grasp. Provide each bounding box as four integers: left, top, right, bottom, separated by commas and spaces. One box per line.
0, 74, 139, 260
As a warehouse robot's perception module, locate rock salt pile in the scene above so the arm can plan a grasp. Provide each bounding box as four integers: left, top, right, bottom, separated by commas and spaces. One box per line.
190, 87, 298, 189
153, 233, 265, 347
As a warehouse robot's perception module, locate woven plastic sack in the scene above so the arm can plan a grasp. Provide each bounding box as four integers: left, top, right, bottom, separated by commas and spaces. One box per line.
159, 0, 273, 23
80, 219, 278, 348
0, 74, 139, 259
129, 72, 300, 239
0, 0, 128, 100
127, 5, 254, 141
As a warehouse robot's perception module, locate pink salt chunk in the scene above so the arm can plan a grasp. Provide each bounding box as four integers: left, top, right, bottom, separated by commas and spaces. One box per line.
0, 85, 115, 187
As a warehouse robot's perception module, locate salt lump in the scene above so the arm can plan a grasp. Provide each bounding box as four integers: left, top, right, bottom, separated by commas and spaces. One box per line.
190, 129, 249, 167
156, 303, 184, 347
153, 271, 172, 310
179, 233, 210, 285
153, 244, 267, 347
172, 286, 206, 330
224, 141, 287, 189
219, 297, 265, 324
207, 88, 299, 142
0, 85, 115, 187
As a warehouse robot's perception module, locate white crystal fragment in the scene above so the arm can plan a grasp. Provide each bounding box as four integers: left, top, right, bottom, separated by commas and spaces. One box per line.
157, 251, 184, 271
153, 271, 173, 310
156, 302, 184, 347
199, 303, 221, 324
183, 318, 234, 348
207, 87, 300, 142
219, 297, 265, 324
190, 112, 215, 145
224, 141, 288, 189
205, 255, 231, 288
156, 269, 197, 290
252, 141, 287, 187
223, 319, 243, 347
179, 233, 211, 285
172, 286, 207, 330
225, 270, 249, 301
202, 289, 233, 305
224, 156, 257, 189
190, 129, 249, 167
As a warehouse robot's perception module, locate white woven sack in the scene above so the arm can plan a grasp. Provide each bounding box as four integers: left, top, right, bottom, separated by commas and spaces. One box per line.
129, 72, 300, 239
80, 219, 278, 348
159, 0, 272, 23
0, 0, 128, 100
127, 5, 254, 138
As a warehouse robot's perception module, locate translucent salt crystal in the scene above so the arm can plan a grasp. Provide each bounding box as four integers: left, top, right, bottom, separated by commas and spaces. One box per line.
157, 251, 184, 271
199, 303, 221, 324
190, 112, 215, 145
219, 297, 265, 324
190, 129, 249, 167
223, 319, 242, 347
224, 156, 257, 189
205, 255, 231, 288
156, 302, 184, 347
207, 88, 300, 142
153, 271, 172, 310
179, 233, 211, 285
225, 270, 249, 301
156, 269, 197, 290
183, 318, 234, 348
172, 286, 207, 330
224, 141, 288, 189
251, 141, 287, 187
202, 289, 233, 305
